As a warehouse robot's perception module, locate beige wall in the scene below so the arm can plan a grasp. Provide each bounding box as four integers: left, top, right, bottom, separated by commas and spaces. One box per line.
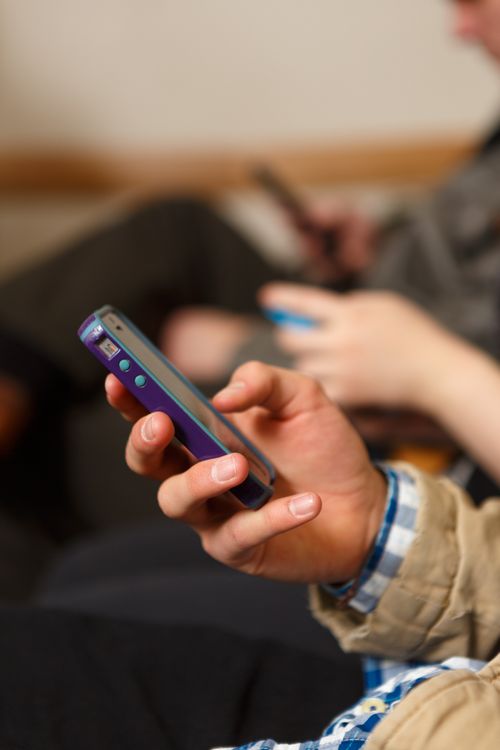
1, 0, 499, 278
1, 0, 499, 151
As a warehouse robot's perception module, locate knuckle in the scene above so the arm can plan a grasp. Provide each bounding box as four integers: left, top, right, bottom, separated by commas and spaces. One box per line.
157, 462, 213, 520
233, 359, 266, 383
157, 484, 177, 518
298, 373, 326, 402
200, 534, 219, 561
261, 499, 286, 534
238, 548, 266, 578
184, 461, 210, 498
225, 516, 251, 557
157, 478, 186, 520
125, 444, 149, 478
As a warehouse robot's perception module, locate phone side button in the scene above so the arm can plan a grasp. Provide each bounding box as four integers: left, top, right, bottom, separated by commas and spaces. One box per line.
134, 374, 147, 388
119, 359, 131, 372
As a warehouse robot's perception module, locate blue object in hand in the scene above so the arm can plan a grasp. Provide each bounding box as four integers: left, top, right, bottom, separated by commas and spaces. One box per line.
263, 307, 317, 330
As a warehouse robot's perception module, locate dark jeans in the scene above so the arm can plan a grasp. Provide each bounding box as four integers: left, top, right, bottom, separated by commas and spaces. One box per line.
4, 516, 362, 749
0, 604, 362, 750
37, 519, 353, 661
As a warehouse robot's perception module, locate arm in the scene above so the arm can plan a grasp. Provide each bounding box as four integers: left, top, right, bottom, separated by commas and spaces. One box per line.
418, 338, 500, 484
259, 283, 500, 484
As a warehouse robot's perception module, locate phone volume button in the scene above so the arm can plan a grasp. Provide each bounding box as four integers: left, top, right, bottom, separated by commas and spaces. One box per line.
119, 359, 131, 372
134, 374, 147, 388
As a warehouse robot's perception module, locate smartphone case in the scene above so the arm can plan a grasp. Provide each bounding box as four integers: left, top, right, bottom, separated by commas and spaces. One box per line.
78, 306, 274, 508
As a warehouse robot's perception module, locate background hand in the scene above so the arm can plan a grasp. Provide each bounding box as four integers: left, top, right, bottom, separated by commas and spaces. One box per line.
159, 306, 255, 385
289, 200, 378, 284
259, 283, 463, 412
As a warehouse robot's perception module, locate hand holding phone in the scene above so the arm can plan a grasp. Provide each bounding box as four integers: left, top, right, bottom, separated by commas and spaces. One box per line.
108, 358, 387, 585
79, 306, 275, 508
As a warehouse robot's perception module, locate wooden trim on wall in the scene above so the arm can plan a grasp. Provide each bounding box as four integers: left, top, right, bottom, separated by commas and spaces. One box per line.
0, 135, 475, 196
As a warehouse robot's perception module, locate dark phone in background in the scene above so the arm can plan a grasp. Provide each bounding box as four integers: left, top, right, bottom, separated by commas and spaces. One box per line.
252, 165, 337, 259
253, 165, 362, 291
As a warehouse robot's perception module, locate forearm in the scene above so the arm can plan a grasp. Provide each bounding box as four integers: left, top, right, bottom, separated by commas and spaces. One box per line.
417, 337, 500, 484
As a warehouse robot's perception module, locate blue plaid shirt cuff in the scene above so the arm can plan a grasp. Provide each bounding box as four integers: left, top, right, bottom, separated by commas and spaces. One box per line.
323, 465, 420, 614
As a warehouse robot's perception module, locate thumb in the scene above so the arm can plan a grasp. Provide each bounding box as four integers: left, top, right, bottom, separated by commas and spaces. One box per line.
203, 492, 322, 571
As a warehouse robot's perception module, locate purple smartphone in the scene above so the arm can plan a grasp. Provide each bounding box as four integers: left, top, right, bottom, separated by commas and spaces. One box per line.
78, 306, 275, 509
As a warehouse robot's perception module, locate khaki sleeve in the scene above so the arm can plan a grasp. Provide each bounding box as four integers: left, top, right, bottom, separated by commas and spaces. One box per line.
310, 463, 500, 662
366, 655, 500, 750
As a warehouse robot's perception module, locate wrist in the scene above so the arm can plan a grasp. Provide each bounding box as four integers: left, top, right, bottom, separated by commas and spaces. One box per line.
358, 465, 389, 575
339, 465, 388, 582
325, 464, 418, 612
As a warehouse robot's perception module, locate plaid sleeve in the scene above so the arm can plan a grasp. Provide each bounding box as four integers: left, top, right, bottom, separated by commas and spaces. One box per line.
323, 465, 420, 614
212, 657, 486, 750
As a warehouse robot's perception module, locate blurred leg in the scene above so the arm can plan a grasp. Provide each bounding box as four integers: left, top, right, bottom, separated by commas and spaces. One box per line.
0, 605, 363, 749
0, 197, 282, 398
37, 519, 357, 661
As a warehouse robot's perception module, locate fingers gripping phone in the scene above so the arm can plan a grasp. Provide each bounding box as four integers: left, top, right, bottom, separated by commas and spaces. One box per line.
78, 306, 275, 508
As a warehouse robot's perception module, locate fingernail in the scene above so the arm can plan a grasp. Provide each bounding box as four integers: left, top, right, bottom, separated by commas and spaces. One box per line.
288, 494, 317, 519
141, 415, 156, 442
215, 381, 246, 399
211, 455, 237, 483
